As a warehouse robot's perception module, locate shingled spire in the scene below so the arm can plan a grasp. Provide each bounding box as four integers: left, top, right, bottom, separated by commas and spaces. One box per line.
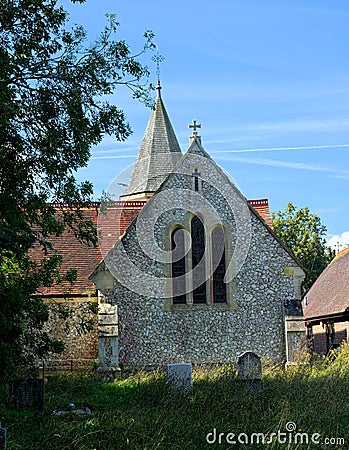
120, 82, 182, 200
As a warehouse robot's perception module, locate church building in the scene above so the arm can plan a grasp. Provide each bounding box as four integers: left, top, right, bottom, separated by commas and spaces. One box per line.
91, 81, 305, 372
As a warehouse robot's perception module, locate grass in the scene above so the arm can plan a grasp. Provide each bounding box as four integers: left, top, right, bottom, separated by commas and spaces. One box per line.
1, 351, 349, 450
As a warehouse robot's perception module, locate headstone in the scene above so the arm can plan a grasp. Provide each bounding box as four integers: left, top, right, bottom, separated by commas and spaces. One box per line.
167, 363, 193, 390
237, 352, 262, 380
0, 424, 6, 450
8, 379, 44, 410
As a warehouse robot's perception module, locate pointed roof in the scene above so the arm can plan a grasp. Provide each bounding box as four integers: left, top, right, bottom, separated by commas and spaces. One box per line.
187, 135, 212, 159
121, 82, 182, 199
304, 247, 349, 321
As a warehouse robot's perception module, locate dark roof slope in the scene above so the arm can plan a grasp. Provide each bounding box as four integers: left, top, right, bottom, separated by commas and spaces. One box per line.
121, 87, 182, 198
304, 247, 349, 320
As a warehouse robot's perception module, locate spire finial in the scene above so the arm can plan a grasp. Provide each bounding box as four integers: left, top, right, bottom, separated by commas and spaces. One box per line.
151, 49, 165, 98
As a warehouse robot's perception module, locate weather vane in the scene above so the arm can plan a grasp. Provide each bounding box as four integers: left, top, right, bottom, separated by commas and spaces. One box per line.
151, 50, 165, 82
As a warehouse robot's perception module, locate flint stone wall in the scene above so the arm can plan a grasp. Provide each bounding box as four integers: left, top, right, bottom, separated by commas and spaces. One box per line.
105, 172, 303, 369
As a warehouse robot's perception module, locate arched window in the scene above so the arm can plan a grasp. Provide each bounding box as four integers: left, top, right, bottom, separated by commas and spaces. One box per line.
212, 227, 227, 303
171, 228, 186, 304
191, 216, 206, 304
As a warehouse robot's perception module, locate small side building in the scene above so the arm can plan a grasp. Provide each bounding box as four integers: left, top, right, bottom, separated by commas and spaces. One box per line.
304, 247, 349, 354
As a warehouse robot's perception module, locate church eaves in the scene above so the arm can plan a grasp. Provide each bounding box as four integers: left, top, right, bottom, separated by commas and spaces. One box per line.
121, 82, 182, 200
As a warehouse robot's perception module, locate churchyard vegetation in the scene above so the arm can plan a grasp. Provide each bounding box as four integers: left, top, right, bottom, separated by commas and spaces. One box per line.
0, 0, 154, 380
1, 347, 349, 449
272, 202, 335, 290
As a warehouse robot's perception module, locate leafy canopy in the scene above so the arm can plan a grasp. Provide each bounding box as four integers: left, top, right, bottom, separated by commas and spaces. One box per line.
0, 0, 154, 378
272, 203, 335, 290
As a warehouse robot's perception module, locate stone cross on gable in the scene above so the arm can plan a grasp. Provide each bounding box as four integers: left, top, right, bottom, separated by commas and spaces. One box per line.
189, 120, 201, 136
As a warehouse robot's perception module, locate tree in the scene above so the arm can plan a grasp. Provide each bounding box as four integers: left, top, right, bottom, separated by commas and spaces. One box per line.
0, 0, 154, 379
272, 203, 335, 291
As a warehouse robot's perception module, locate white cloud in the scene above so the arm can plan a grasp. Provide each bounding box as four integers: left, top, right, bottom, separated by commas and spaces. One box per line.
327, 231, 349, 250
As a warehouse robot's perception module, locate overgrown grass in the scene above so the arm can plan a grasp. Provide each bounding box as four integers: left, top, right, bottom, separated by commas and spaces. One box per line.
2, 350, 349, 449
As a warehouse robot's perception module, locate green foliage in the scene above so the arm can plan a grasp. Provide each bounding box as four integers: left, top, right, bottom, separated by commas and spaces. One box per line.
50, 300, 98, 336
0, 0, 154, 379
272, 202, 335, 290
1, 362, 349, 449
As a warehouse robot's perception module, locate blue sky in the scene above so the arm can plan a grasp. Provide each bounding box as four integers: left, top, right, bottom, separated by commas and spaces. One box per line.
63, 0, 349, 248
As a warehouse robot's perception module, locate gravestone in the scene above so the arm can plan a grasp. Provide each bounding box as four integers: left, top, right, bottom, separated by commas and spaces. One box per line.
237, 351, 262, 380
237, 352, 263, 393
167, 363, 193, 390
0, 424, 6, 450
8, 379, 44, 410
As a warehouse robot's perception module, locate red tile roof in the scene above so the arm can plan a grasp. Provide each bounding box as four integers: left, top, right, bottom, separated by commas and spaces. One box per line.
98, 201, 146, 259
33, 198, 272, 296
33, 202, 145, 296
304, 247, 349, 320
33, 207, 101, 296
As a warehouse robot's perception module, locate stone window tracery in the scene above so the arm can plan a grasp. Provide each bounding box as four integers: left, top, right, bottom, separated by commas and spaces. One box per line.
171, 217, 227, 305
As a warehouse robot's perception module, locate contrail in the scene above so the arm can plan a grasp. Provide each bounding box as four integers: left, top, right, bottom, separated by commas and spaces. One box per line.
211, 143, 349, 154
90, 143, 349, 160
91, 154, 138, 160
